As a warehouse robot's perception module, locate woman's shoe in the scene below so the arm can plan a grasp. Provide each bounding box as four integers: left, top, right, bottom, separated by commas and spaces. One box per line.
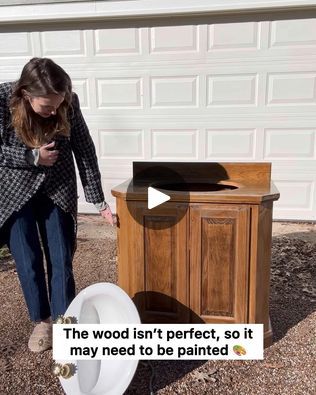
28, 321, 52, 352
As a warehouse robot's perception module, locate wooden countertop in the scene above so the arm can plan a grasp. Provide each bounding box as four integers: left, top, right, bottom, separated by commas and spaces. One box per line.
111, 179, 280, 204
111, 162, 280, 204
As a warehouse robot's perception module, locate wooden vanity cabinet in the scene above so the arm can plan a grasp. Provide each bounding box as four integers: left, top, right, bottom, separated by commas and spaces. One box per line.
112, 162, 279, 346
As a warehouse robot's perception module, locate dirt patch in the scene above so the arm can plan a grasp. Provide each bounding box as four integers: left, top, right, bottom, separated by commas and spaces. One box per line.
273, 221, 316, 243
0, 217, 315, 395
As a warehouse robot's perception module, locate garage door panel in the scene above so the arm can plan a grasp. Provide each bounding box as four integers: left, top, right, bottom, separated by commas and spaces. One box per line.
269, 19, 316, 48
207, 73, 258, 106
266, 72, 316, 105
40, 30, 86, 57
206, 129, 257, 160
0, 32, 32, 57
94, 28, 141, 56
271, 160, 316, 219
98, 129, 145, 160
274, 181, 314, 208
96, 77, 143, 109
273, 180, 315, 220
151, 129, 199, 160
150, 25, 198, 53
150, 75, 198, 108
208, 22, 259, 51
263, 128, 316, 159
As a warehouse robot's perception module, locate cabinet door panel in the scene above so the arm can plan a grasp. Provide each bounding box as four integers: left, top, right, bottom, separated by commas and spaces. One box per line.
190, 204, 250, 323
144, 218, 177, 313
132, 202, 189, 323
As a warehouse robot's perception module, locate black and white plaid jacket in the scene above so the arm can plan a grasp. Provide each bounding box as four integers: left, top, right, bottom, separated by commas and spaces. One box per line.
0, 81, 104, 243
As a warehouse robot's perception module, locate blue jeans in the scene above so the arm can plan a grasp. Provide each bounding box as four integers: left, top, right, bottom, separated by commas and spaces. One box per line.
5, 192, 76, 322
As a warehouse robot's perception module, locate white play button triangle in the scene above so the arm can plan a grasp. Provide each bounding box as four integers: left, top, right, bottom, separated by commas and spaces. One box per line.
148, 187, 170, 209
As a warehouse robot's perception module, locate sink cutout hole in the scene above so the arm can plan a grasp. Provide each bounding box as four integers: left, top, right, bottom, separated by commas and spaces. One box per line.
154, 182, 238, 192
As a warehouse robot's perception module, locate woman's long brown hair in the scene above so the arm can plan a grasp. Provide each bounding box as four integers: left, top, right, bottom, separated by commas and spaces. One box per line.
10, 57, 72, 148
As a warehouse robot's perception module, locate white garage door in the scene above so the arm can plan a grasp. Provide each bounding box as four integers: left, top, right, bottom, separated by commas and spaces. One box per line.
0, 12, 315, 220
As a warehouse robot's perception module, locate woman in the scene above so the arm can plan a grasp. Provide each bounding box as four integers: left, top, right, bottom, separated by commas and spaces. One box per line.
0, 57, 114, 352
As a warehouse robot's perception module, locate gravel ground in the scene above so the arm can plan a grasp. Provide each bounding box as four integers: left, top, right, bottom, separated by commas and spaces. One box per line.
0, 217, 315, 395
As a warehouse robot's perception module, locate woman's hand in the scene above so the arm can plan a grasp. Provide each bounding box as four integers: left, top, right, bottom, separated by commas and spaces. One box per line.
100, 206, 116, 226
38, 141, 59, 166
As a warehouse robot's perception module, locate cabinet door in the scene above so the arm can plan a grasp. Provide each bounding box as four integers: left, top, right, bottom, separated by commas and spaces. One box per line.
130, 202, 190, 323
190, 204, 250, 323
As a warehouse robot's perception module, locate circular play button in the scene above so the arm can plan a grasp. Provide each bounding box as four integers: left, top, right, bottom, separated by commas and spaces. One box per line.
124, 163, 190, 230
147, 187, 170, 209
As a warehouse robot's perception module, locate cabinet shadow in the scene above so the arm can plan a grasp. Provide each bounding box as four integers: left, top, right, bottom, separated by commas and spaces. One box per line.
133, 291, 205, 324
125, 292, 207, 394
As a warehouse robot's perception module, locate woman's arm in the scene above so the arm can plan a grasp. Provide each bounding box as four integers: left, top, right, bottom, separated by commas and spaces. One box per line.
69, 93, 105, 205
70, 94, 114, 225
